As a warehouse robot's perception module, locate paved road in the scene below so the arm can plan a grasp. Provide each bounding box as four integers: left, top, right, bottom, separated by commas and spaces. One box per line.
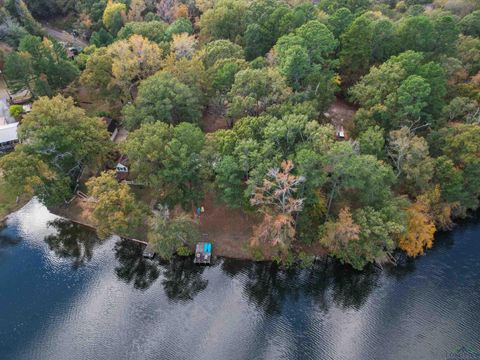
43, 24, 87, 48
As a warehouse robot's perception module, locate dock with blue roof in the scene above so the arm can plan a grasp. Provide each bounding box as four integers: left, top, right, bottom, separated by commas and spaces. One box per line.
194, 242, 212, 264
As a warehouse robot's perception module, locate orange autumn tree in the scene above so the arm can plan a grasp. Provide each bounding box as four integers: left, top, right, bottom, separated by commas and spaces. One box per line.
399, 200, 436, 257
321, 207, 361, 255
250, 160, 305, 250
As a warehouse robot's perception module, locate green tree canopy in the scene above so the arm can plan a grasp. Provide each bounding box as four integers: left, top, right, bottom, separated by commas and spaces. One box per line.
123, 122, 205, 207
122, 72, 202, 129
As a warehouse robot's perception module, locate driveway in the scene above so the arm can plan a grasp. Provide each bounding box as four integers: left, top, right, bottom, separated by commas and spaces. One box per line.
43, 24, 87, 48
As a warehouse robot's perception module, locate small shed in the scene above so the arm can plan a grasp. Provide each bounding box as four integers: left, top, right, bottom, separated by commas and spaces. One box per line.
194, 242, 212, 264
115, 155, 129, 182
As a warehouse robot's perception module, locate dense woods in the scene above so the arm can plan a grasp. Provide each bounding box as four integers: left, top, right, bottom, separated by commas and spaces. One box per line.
0, 0, 479, 269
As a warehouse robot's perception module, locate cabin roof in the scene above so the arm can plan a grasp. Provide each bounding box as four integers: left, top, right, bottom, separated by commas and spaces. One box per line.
0, 122, 18, 144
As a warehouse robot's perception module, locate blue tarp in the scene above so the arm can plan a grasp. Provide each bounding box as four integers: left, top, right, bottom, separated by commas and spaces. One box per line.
204, 243, 211, 253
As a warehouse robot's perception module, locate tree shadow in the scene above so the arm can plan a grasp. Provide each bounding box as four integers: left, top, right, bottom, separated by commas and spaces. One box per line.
44, 219, 100, 268
241, 262, 302, 315
329, 261, 381, 310
231, 257, 383, 315
161, 257, 209, 302
114, 238, 161, 290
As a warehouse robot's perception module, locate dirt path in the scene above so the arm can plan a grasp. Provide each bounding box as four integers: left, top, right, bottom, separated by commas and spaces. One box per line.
324, 97, 358, 137
43, 24, 87, 48
201, 110, 229, 133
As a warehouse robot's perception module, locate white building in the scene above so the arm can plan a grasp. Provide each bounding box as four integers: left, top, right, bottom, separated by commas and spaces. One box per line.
0, 122, 19, 152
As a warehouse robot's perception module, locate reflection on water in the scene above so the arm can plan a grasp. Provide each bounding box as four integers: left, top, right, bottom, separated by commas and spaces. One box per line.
1, 200, 479, 360
161, 257, 209, 302
44, 219, 100, 268
114, 238, 160, 290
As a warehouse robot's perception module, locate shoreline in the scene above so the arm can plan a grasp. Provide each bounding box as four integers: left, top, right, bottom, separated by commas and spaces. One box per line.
47, 199, 327, 262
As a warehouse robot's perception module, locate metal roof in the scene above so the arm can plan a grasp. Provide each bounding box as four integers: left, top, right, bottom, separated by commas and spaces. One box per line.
0, 122, 19, 144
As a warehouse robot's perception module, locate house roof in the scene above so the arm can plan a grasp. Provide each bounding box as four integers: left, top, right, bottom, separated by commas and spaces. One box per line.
0, 123, 18, 144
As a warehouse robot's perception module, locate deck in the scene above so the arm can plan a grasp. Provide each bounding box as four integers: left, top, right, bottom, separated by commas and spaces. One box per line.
194, 242, 212, 264
143, 243, 156, 259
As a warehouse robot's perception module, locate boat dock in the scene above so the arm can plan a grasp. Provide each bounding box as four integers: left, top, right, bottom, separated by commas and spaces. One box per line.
142, 243, 156, 259
194, 242, 212, 264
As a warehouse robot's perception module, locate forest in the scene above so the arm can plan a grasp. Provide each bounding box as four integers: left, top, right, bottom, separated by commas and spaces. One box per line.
0, 0, 479, 269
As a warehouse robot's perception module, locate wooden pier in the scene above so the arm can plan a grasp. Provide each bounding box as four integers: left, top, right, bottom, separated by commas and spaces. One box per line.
143, 243, 156, 259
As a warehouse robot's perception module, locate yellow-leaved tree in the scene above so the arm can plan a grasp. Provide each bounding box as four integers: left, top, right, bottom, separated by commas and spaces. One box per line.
399, 200, 436, 257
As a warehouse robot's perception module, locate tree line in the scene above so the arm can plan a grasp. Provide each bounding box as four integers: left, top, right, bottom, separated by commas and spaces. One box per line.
0, 0, 479, 269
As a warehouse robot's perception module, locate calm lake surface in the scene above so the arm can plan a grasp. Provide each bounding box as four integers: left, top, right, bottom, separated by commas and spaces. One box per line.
0, 199, 479, 360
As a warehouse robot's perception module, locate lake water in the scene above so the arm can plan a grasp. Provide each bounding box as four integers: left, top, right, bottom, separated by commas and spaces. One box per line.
0, 199, 479, 360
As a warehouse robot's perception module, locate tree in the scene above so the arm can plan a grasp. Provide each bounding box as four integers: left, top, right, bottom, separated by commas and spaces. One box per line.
399, 200, 436, 257
432, 14, 459, 56
325, 142, 396, 212
199, 0, 247, 43
103, 0, 126, 35
200, 39, 244, 68
327, 7, 353, 38
339, 15, 373, 84
358, 126, 385, 158
5, 0, 43, 35
81, 35, 163, 101
165, 17, 193, 39
349, 206, 404, 269
459, 10, 480, 37
370, 19, 398, 64
4, 35, 80, 96
227, 68, 291, 119
128, 0, 146, 21
397, 16, 434, 53
148, 214, 200, 259
162, 54, 210, 104
294, 20, 337, 65
214, 155, 244, 208
89, 28, 114, 47
171, 33, 197, 59
122, 72, 202, 129
117, 20, 168, 44
0, 150, 56, 198
320, 207, 361, 259
387, 127, 434, 195
80, 47, 113, 97
123, 122, 205, 207
209, 58, 248, 100
9, 96, 113, 206
3, 51, 32, 92
349, 51, 447, 131
386, 75, 431, 122
323, 203, 405, 270
276, 45, 310, 90
250, 160, 305, 250
456, 35, 480, 76
443, 97, 478, 121
87, 171, 146, 239
107, 34, 163, 98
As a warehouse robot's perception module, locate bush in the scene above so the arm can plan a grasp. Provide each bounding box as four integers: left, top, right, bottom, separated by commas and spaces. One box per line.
297, 251, 314, 268
9, 104, 23, 119
250, 245, 265, 261
177, 245, 193, 256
